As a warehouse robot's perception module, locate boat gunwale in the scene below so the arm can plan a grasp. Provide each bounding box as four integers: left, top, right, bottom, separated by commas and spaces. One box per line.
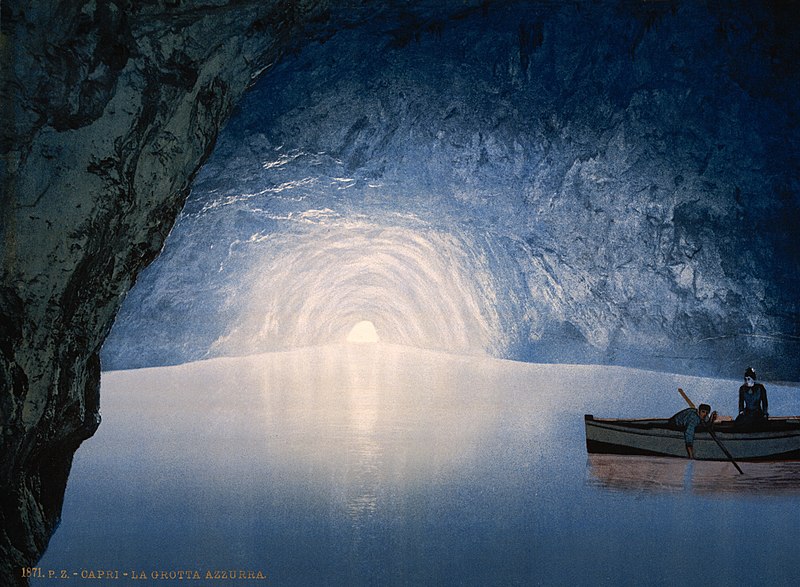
585, 415, 800, 441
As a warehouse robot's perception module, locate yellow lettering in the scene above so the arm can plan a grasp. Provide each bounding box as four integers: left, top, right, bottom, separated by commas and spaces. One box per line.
21, 568, 44, 579
199, 567, 270, 580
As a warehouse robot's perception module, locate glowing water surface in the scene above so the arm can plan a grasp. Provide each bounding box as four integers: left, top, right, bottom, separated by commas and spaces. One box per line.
36, 347, 800, 586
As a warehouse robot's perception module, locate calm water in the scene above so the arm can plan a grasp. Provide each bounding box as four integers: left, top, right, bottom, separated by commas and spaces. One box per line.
36, 345, 800, 586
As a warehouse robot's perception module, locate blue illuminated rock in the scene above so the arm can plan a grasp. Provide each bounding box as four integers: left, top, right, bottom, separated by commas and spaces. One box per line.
105, 2, 799, 381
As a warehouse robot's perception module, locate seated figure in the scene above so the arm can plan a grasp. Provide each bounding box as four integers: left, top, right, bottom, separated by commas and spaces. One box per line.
735, 367, 768, 430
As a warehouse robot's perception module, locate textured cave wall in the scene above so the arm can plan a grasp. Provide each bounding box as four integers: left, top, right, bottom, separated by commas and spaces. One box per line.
105, 0, 800, 379
0, 0, 341, 578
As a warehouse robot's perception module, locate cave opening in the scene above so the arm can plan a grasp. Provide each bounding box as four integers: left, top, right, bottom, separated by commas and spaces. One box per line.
101, 13, 535, 370
7, 1, 800, 583
347, 321, 380, 344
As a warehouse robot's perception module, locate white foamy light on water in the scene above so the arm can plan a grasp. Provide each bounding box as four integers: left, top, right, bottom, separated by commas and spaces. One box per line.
211, 213, 508, 357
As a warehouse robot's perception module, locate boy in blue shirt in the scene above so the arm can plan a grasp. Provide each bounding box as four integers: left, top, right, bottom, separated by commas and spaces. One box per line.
668, 403, 716, 459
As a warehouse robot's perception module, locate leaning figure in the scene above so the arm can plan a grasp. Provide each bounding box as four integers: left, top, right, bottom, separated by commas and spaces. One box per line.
735, 367, 768, 429
668, 403, 717, 459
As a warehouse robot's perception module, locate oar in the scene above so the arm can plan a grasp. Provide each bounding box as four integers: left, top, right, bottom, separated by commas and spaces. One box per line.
677, 388, 744, 475
677, 387, 695, 409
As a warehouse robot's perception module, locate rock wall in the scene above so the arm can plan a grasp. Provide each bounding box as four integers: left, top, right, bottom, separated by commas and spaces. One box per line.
105, 0, 800, 380
1, 0, 336, 579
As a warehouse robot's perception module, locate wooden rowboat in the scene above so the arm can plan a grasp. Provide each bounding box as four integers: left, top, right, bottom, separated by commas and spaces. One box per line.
585, 414, 800, 461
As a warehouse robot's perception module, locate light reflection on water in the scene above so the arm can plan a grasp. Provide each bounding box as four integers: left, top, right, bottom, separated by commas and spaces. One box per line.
587, 455, 800, 495
35, 346, 800, 586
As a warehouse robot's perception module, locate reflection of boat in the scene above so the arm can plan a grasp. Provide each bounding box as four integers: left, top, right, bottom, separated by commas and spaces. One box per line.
587, 454, 800, 495
587, 454, 692, 493
585, 414, 800, 461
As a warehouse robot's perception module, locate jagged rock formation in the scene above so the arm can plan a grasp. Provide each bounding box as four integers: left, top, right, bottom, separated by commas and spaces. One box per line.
104, 0, 800, 380
1, 0, 798, 582
0, 0, 337, 580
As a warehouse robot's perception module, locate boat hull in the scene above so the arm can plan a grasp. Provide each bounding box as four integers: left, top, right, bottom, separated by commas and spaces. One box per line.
585, 415, 800, 461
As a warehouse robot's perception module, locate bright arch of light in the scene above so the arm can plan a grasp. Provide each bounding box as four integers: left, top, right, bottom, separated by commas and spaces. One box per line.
211, 214, 508, 357
347, 320, 380, 343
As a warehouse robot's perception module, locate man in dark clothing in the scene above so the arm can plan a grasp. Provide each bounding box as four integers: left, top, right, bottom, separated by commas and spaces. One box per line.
735, 367, 768, 429
668, 403, 716, 459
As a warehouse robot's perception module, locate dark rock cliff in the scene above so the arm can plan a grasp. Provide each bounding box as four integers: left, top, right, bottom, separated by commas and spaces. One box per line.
1, 0, 798, 582
1, 0, 337, 580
